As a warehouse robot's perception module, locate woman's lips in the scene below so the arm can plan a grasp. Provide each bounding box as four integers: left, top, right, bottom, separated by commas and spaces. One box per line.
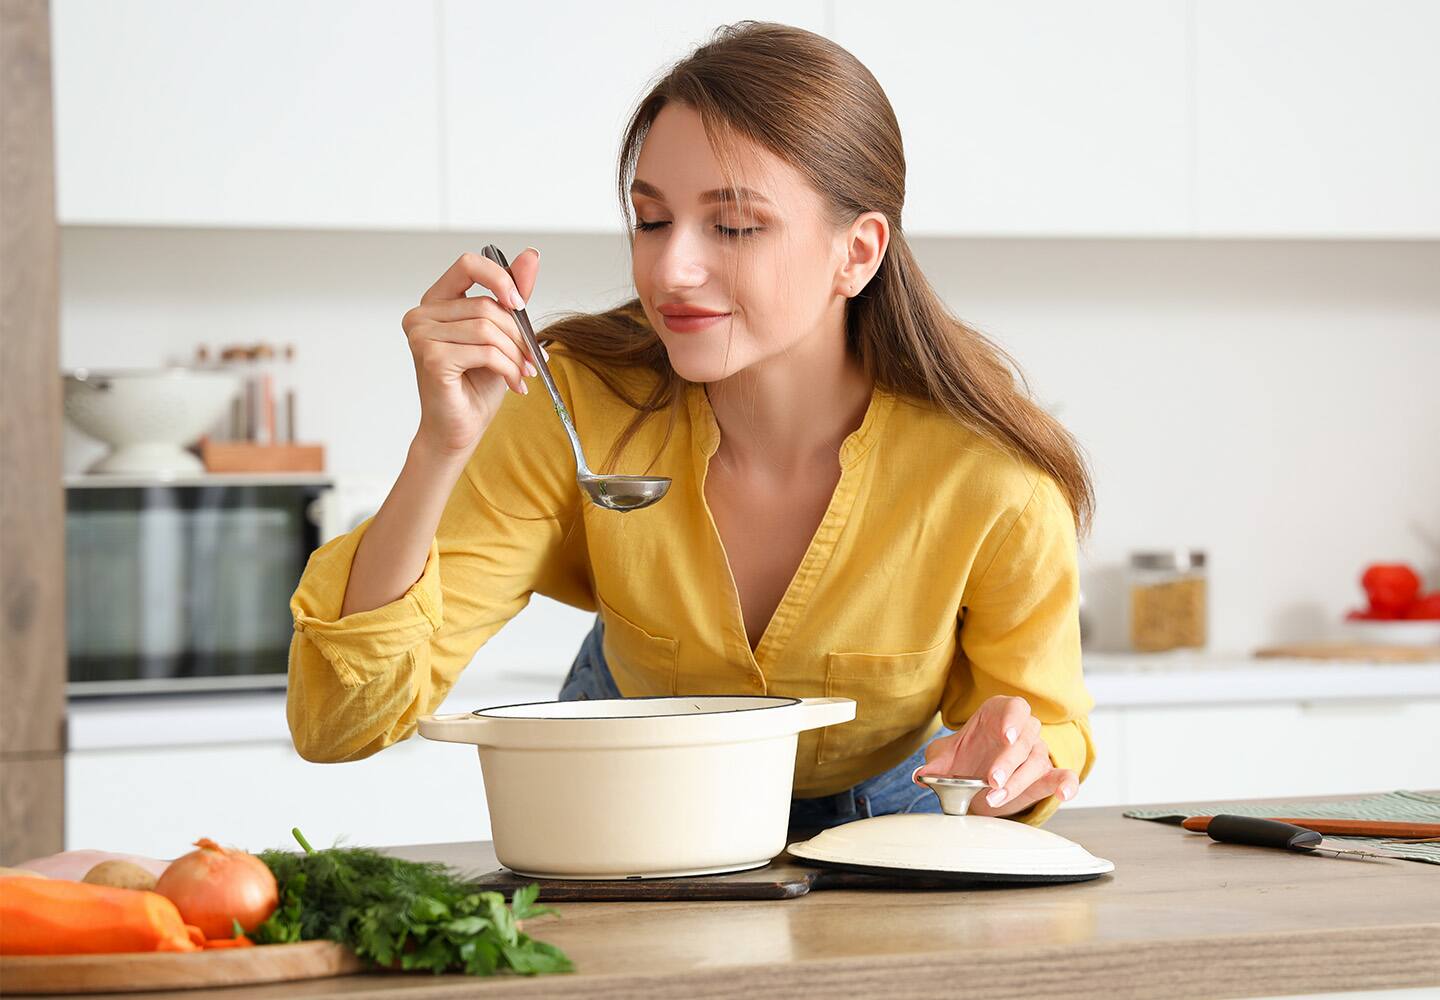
659, 311, 731, 333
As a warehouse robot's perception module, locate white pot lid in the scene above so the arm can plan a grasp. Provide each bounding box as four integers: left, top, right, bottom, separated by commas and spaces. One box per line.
787, 776, 1115, 882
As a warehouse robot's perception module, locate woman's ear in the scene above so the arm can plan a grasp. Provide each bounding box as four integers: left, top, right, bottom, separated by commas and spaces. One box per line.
835, 211, 890, 297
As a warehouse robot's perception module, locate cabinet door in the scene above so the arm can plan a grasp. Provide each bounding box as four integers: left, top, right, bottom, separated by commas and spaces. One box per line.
1073, 708, 1126, 808
1122, 699, 1440, 806
52, 0, 442, 228
830, 1, 1190, 235
441, 1, 827, 233
1194, 0, 1440, 236
66, 739, 492, 859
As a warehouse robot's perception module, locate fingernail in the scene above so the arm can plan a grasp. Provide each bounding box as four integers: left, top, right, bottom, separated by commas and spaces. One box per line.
1060, 786, 1073, 801
540, 344, 550, 361
911, 766, 926, 786
520, 381, 528, 394
992, 769, 1007, 788
511, 292, 526, 310
986, 788, 1007, 807
1005, 727, 1018, 744
525, 246, 540, 260
525, 361, 538, 378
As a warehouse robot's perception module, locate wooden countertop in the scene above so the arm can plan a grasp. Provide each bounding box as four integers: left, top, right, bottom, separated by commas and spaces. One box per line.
106, 792, 1440, 1000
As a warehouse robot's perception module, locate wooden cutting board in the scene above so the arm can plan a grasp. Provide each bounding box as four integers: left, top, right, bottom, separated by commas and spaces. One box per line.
1254, 642, 1440, 663
0, 940, 363, 995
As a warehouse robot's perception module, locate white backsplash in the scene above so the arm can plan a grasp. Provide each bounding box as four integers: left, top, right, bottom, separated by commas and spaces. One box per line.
58, 227, 1440, 660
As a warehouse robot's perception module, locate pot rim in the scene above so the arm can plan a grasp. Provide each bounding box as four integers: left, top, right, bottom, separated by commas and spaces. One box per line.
471, 694, 801, 721
419, 696, 856, 748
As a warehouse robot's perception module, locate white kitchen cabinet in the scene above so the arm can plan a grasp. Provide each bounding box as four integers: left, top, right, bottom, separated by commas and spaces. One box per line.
62, 676, 574, 860
440, 1, 827, 233
66, 737, 494, 860
61, 656, 1440, 858
829, 1, 1191, 236
1193, 0, 1440, 237
63, 671, 572, 859
70, 698, 1435, 860
51, 0, 443, 229
1119, 698, 1440, 805
1072, 708, 1126, 808
48, 1, 1440, 238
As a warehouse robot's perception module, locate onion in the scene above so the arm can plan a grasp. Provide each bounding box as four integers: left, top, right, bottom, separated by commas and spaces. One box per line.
154, 838, 278, 940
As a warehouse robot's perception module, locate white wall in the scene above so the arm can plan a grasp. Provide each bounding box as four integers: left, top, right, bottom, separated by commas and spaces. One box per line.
59, 228, 1440, 661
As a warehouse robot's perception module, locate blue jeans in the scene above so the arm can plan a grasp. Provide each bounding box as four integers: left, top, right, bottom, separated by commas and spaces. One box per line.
558, 616, 958, 831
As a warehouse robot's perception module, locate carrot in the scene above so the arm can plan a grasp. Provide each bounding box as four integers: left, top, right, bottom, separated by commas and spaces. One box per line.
0, 876, 200, 955
203, 934, 254, 949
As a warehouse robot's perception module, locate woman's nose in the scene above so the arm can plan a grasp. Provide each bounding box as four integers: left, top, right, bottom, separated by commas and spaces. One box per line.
652, 229, 710, 290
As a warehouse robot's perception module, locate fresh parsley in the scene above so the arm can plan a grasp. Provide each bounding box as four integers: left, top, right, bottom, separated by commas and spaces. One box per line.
253, 827, 572, 977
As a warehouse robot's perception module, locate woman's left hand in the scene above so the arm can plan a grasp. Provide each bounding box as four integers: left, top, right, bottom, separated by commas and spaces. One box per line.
913, 696, 1078, 817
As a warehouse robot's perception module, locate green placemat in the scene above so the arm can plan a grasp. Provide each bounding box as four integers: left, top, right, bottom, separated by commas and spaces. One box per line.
1124, 790, 1440, 865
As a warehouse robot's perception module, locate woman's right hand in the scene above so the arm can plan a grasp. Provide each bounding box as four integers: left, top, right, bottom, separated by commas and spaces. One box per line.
402, 249, 543, 458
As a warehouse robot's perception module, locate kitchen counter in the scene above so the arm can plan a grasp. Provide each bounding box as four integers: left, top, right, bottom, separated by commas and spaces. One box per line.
1081, 651, 1440, 707
96, 791, 1440, 1000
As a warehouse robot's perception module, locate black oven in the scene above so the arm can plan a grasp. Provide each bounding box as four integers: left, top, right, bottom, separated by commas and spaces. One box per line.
65, 476, 332, 696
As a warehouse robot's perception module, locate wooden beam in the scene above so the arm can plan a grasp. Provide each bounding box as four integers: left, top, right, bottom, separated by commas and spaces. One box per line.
0, 0, 66, 864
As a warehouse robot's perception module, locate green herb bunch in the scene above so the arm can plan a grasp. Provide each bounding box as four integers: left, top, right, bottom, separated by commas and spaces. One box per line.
253, 828, 572, 977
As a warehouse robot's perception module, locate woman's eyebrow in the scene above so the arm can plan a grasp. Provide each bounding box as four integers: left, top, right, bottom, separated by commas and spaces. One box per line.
630, 179, 772, 206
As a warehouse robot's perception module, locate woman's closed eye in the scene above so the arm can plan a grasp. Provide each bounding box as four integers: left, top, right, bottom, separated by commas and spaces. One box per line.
632, 219, 763, 238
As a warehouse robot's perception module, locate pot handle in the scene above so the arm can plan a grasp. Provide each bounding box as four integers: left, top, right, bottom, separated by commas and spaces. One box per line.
417, 712, 492, 745
791, 697, 857, 732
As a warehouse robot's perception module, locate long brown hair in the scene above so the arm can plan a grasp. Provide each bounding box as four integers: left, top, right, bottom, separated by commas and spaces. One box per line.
538, 21, 1095, 536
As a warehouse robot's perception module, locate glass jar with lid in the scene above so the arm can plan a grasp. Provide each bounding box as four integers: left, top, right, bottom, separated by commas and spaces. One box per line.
1126, 549, 1207, 652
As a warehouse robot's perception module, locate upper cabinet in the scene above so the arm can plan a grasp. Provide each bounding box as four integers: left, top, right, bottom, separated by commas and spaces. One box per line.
1192, 0, 1440, 237
439, 2, 827, 233
51, 0, 443, 229
830, 1, 1191, 236
50, 0, 1440, 237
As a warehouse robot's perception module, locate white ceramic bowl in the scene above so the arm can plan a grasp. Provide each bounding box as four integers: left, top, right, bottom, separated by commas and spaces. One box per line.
419, 696, 856, 879
1340, 619, 1440, 647
63, 368, 242, 475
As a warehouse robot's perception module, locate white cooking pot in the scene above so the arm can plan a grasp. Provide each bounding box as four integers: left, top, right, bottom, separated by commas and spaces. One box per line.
418, 695, 856, 880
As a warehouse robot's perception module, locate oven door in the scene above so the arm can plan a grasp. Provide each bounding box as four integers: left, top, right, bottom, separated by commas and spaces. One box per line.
65, 477, 332, 696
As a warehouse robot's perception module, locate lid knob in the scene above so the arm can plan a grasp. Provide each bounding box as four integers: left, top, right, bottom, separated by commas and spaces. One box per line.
917, 775, 989, 816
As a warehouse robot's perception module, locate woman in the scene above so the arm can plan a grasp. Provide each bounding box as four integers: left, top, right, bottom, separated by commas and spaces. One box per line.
287, 22, 1097, 831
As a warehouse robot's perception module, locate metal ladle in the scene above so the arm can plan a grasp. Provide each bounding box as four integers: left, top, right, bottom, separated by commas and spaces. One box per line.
480, 244, 671, 512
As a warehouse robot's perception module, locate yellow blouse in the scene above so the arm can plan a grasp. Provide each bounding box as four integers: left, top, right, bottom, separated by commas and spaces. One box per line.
287, 349, 1096, 827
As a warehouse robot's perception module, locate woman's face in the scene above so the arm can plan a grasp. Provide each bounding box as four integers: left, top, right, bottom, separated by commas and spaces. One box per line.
629, 102, 875, 384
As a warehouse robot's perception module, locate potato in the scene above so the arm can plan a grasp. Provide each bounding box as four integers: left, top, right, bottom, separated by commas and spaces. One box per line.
0, 866, 45, 879
82, 859, 157, 891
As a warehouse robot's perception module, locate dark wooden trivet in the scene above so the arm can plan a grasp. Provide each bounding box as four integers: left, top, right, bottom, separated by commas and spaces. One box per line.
466, 849, 1006, 901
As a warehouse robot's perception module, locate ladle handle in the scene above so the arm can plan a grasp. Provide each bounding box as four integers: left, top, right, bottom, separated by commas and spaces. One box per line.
479, 244, 591, 476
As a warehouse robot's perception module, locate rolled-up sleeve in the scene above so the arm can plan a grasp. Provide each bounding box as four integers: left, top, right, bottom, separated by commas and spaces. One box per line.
941, 472, 1097, 827
287, 352, 594, 763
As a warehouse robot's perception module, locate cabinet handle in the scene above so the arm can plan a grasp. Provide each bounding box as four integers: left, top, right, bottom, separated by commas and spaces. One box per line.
1298, 699, 1405, 715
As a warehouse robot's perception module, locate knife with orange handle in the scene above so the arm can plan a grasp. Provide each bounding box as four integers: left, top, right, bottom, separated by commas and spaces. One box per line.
1181, 815, 1440, 841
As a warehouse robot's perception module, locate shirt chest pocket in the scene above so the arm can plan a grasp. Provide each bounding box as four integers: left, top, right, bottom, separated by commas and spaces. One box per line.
597, 594, 679, 697
817, 635, 952, 765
